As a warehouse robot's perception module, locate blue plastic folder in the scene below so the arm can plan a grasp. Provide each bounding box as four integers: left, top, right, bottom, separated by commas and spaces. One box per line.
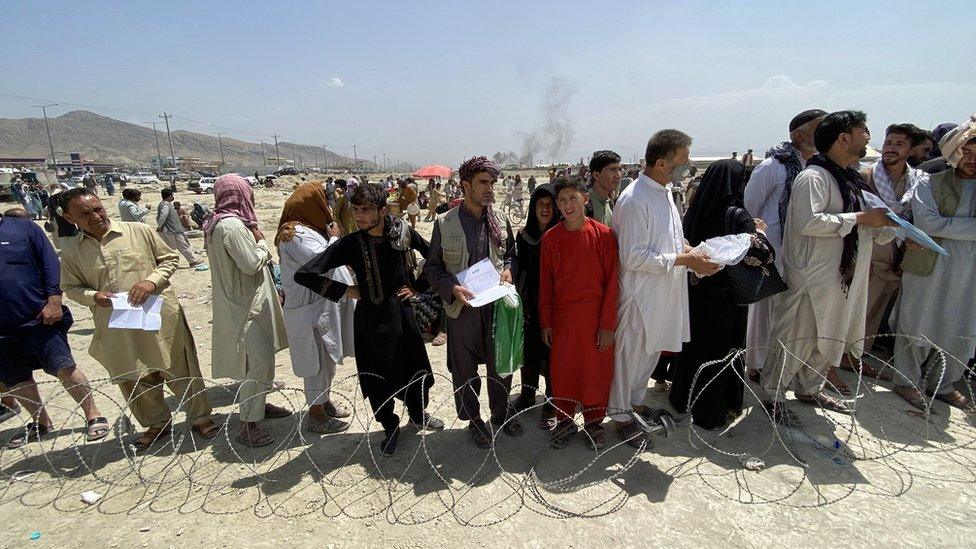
886, 212, 949, 256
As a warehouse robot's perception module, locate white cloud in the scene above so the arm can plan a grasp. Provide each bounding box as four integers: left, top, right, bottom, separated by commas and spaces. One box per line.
327, 77, 345, 88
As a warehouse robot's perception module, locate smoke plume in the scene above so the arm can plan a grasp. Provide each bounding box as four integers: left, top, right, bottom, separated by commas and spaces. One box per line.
494, 77, 577, 167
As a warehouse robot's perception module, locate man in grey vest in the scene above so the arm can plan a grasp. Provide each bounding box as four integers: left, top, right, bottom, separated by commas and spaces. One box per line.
424, 156, 524, 448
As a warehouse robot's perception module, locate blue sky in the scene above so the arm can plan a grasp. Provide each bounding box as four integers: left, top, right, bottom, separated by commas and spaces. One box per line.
2, 0, 972, 166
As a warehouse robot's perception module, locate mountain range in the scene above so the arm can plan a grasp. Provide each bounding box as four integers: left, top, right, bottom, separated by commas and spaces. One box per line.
0, 110, 360, 168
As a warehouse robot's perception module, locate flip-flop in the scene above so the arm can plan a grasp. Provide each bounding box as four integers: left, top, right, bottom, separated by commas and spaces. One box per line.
86, 417, 110, 442
583, 424, 606, 450
7, 422, 51, 449
796, 393, 852, 415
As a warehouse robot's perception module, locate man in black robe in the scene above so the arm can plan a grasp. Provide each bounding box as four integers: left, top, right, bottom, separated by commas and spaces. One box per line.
295, 183, 444, 456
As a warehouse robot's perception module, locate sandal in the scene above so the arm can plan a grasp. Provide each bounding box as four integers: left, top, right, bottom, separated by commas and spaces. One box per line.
538, 404, 557, 430
192, 419, 221, 439
7, 422, 51, 449
322, 401, 350, 419
408, 412, 445, 431
583, 423, 606, 450
493, 416, 524, 437
548, 420, 577, 449
839, 356, 885, 380
935, 390, 969, 410
796, 392, 852, 415
825, 367, 852, 396
431, 333, 447, 347
86, 417, 110, 442
132, 425, 172, 451
308, 415, 350, 434
263, 403, 292, 419
893, 386, 928, 411
762, 401, 803, 427
468, 420, 491, 449
234, 425, 274, 447
616, 421, 647, 449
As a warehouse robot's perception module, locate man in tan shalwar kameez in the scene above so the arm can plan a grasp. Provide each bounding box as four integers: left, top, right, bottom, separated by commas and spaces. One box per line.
205, 174, 289, 448
59, 188, 218, 451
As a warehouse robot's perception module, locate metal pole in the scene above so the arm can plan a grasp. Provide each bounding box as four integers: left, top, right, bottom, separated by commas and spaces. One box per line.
217, 132, 225, 172
160, 112, 177, 171
353, 145, 358, 168
292, 145, 297, 166
144, 122, 164, 173
260, 141, 267, 164
32, 103, 58, 170
322, 145, 328, 168
272, 134, 280, 166
373, 155, 377, 172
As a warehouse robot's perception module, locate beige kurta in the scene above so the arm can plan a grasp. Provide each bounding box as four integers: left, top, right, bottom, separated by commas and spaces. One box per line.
762, 165, 895, 396
206, 217, 287, 381
60, 221, 197, 382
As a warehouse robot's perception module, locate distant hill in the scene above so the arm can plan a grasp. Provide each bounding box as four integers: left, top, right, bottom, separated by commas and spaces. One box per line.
0, 110, 358, 168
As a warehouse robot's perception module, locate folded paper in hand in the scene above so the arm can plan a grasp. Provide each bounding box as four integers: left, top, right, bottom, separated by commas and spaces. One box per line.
109, 293, 163, 331
694, 233, 752, 266
456, 257, 518, 308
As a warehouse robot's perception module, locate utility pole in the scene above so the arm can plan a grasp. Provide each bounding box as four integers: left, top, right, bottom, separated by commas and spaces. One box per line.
322, 145, 328, 168
144, 121, 164, 173
160, 112, 177, 172
260, 141, 267, 165
292, 144, 297, 166
313, 148, 318, 169
373, 155, 377, 172
216, 132, 225, 172
382, 152, 386, 170
353, 145, 358, 168
272, 134, 280, 166
32, 103, 58, 170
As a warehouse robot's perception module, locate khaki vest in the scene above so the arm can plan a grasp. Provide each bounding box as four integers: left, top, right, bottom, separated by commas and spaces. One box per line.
901, 169, 960, 276
436, 206, 505, 318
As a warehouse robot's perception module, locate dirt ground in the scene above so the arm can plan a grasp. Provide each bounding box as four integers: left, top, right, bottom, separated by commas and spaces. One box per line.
1, 178, 975, 548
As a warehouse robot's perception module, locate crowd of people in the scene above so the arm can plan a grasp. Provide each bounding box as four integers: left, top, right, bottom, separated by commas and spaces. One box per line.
1, 110, 974, 458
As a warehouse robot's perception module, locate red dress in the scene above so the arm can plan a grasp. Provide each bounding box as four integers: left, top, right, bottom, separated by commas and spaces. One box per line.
539, 218, 619, 424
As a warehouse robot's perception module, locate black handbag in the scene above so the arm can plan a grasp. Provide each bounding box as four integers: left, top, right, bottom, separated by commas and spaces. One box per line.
724, 207, 787, 305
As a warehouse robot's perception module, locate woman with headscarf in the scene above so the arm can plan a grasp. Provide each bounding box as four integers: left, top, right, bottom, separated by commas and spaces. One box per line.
668, 160, 775, 429
190, 203, 210, 229
508, 183, 561, 429
275, 183, 354, 433
205, 174, 289, 447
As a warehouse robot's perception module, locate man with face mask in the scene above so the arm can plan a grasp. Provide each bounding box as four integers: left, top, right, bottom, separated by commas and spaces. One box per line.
423, 156, 523, 449
743, 109, 825, 382
609, 129, 720, 447
892, 118, 976, 410
760, 111, 898, 420
858, 124, 928, 359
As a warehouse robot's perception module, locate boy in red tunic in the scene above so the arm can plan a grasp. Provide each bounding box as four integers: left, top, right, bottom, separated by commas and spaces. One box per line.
539, 175, 619, 449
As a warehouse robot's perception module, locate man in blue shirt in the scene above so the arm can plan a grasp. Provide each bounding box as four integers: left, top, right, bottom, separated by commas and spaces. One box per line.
0, 213, 108, 448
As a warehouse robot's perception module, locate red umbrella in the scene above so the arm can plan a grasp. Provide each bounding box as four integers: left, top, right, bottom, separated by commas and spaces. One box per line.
412, 164, 453, 179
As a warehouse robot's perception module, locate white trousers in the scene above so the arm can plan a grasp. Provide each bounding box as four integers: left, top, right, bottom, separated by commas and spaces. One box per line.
609, 331, 661, 422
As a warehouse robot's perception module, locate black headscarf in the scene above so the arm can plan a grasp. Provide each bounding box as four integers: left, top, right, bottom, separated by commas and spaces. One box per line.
682, 159, 747, 246
522, 183, 561, 244
805, 154, 869, 294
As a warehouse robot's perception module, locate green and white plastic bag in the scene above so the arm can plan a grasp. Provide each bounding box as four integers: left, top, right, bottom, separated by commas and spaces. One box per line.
493, 289, 524, 377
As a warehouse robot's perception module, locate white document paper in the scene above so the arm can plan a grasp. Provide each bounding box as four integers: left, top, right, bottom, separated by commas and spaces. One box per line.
109, 293, 164, 331
695, 233, 752, 266
456, 257, 514, 308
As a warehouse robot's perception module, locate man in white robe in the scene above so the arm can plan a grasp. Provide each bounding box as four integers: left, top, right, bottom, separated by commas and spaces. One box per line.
761, 111, 897, 418
743, 109, 825, 381
276, 182, 356, 432
892, 122, 976, 410
611, 129, 719, 446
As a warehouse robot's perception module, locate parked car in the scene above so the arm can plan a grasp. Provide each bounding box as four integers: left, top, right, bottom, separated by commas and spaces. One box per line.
131, 172, 159, 184
245, 176, 260, 187
69, 175, 85, 187
188, 177, 217, 194
274, 167, 299, 176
